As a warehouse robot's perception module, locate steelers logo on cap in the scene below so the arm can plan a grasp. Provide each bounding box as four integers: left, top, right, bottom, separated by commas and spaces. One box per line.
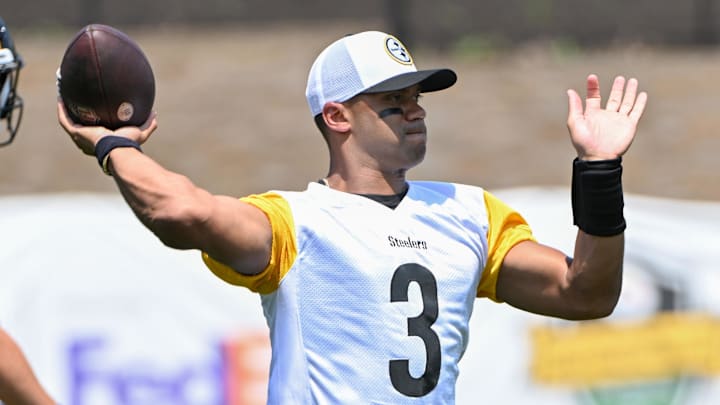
384, 36, 413, 65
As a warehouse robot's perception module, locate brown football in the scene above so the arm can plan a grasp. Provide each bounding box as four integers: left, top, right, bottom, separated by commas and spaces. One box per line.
58, 24, 155, 129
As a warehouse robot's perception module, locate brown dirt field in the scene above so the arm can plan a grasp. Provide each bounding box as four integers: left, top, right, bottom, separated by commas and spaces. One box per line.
1, 22, 719, 201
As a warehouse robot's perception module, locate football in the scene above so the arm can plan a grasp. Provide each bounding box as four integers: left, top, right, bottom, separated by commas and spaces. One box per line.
58, 24, 155, 129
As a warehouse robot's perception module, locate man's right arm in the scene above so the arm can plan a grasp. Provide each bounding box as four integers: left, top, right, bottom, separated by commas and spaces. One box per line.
57, 101, 271, 277
107, 147, 272, 276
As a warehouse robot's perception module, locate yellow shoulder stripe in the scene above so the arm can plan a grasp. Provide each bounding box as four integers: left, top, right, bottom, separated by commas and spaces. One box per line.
478, 190, 536, 301
201, 192, 297, 294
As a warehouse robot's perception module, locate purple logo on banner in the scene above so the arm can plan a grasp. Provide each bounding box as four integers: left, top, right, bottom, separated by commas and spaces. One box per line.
68, 337, 225, 405
66, 332, 270, 405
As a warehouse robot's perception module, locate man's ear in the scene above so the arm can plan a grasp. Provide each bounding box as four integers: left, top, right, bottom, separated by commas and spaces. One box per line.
322, 102, 351, 134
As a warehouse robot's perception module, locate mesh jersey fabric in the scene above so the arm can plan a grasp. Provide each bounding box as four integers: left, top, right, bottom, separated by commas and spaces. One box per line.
202, 181, 535, 403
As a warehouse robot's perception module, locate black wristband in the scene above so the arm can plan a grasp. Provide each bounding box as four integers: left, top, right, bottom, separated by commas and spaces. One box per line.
94, 136, 142, 175
571, 157, 626, 236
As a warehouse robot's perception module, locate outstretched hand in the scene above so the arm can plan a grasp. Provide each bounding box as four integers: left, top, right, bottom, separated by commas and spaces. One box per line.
57, 98, 158, 156
566, 74, 648, 161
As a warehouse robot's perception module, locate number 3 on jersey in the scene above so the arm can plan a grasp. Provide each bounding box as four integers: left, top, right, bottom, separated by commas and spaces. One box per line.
389, 263, 441, 397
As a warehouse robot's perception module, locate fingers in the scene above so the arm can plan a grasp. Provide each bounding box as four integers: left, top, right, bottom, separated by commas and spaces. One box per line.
584, 74, 602, 111
603, 76, 647, 120
579, 74, 647, 121
59, 98, 160, 147
608, 76, 647, 122
56, 99, 75, 133
140, 111, 158, 133
566, 88, 584, 125
137, 112, 158, 143
57, 99, 90, 154
628, 91, 648, 123
114, 111, 159, 144
605, 76, 626, 112
617, 77, 637, 114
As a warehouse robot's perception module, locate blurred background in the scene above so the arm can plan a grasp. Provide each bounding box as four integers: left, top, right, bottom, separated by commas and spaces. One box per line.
1, 0, 719, 199
1, 1, 720, 404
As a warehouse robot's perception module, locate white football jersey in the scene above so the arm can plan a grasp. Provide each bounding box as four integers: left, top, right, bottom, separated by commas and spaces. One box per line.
203, 181, 534, 404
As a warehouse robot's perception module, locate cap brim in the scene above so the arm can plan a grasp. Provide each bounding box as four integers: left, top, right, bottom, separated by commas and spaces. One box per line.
363, 68, 457, 94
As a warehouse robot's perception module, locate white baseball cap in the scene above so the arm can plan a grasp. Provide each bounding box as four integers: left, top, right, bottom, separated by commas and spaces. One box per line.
305, 30, 457, 117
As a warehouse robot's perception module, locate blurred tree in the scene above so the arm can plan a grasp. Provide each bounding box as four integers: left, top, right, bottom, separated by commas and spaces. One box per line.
78, 0, 103, 26
693, 0, 718, 44
385, 0, 413, 49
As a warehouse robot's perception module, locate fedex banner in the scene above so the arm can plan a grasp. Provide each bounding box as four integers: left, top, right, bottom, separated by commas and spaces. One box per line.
1, 188, 719, 405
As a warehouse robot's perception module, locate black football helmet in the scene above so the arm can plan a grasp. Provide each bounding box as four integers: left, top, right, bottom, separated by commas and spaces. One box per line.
0, 16, 23, 146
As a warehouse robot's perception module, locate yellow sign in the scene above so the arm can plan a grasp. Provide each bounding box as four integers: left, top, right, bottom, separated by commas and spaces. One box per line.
531, 312, 720, 387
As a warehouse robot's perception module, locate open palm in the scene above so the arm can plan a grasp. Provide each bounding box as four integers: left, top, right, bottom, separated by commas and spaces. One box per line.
566, 74, 648, 161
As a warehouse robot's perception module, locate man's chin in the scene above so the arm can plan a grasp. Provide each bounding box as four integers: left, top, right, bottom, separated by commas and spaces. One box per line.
406, 146, 426, 169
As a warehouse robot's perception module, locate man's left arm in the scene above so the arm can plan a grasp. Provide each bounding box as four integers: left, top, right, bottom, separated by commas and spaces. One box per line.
495, 74, 647, 320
